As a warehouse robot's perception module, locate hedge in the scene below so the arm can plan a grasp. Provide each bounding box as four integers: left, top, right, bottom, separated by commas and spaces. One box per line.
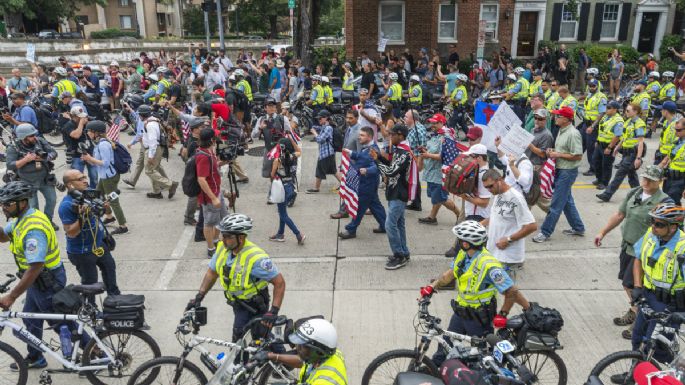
90, 28, 140, 39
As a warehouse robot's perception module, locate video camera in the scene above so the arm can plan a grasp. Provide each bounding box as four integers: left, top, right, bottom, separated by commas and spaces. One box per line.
216, 139, 244, 162
69, 189, 108, 217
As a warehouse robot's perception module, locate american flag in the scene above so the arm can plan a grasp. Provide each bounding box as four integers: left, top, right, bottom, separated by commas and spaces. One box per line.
107, 116, 122, 142
288, 126, 301, 143
266, 144, 281, 160
440, 136, 468, 187
339, 151, 360, 219
539, 158, 556, 199
181, 105, 192, 142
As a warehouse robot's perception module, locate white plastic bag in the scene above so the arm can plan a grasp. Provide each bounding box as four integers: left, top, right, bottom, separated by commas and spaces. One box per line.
269, 178, 285, 204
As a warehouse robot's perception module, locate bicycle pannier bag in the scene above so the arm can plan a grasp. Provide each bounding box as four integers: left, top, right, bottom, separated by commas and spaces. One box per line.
102, 294, 146, 331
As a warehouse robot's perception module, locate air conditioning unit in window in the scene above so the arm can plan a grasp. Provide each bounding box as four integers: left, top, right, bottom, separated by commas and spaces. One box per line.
485, 31, 495, 40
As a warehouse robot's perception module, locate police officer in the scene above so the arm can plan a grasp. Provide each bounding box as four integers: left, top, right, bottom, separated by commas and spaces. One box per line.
449, 73, 469, 134
659, 118, 685, 204
631, 80, 652, 123
234, 68, 254, 132
321, 76, 334, 107
656, 101, 679, 165
631, 203, 685, 361
308, 75, 325, 117
557, 86, 577, 117
528, 70, 543, 100
646, 71, 662, 100
51, 67, 81, 100
592, 101, 624, 190
582, 79, 608, 177
407, 74, 423, 108
260, 319, 347, 385
659, 72, 677, 103
0, 181, 67, 369
143, 73, 160, 103
153, 68, 173, 104
381, 72, 403, 118
585, 68, 603, 93
187, 213, 286, 342
505, 67, 529, 121
597, 103, 646, 202
341, 62, 355, 99
419, 221, 530, 364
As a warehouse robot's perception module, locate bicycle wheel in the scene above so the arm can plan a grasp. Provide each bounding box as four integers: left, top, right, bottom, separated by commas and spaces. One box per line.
589, 350, 659, 385
0, 341, 27, 385
361, 349, 439, 385
82, 330, 162, 385
126, 356, 207, 385
256, 361, 299, 385
513, 350, 567, 385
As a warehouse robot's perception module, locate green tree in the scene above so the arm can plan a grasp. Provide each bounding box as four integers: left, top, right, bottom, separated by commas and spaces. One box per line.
227, 0, 289, 38
317, 0, 342, 37
183, 5, 218, 36
0, 0, 106, 23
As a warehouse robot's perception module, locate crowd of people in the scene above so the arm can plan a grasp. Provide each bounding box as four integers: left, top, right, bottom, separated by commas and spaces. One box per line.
1, 41, 685, 382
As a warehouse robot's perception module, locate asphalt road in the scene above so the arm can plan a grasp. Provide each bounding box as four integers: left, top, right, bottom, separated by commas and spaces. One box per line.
0, 129, 652, 384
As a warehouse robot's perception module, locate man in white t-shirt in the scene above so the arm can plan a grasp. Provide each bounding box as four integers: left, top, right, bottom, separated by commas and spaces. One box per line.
481, 169, 538, 280
355, 88, 381, 142
496, 136, 534, 195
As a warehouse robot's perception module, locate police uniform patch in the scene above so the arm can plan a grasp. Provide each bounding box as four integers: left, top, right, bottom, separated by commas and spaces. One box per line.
26, 238, 38, 253
490, 269, 506, 285
260, 259, 274, 272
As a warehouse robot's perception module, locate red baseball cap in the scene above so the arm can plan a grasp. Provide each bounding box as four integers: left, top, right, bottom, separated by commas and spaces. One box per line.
212, 89, 226, 98
551, 106, 575, 120
634, 362, 683, 385
427, 113, 447, 124
467, 126, 483, 140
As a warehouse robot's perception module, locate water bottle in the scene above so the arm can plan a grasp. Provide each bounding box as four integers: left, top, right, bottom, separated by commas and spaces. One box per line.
59, 325, 73, 358
207, 352, 232, 385
216, 352, 226, 363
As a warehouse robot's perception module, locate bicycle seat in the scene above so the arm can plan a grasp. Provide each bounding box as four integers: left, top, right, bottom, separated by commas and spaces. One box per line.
70, 282, 105, 295
395, 372, 442, 385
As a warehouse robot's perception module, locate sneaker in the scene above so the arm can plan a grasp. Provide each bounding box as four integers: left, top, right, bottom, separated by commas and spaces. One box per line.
237, 178, 249, 184
338, 231, 356, 239
591, 179, 599, 186
621, 328, 632, 340
532, 233, 550, 243
330, 186, 340, 193
305, 189, 319, 194
110, 226, 128, 235
372, 228, 386, 234
207, 248, 216, 258
123, 179, 135, 188
596, 184, 606, 190
296, 233, 306, 245
582, 170, 595, 176
184, 219, 197, 226
385, 255, 409, 270
103, 217, 117, 225
147, 192, 163, 199
194, 234, 206, 242
418, 217, 438, 225
596, 193, 610, 202
51, 221, 60, 231
11, 355, 46, 371
406, 204, 422, 211
269, 234, 285, 242
330, 212, 349, 219
562, 229, 585, 236
168, 181, 179, 199
444, 246, 458, 259
613, 308, 636, 326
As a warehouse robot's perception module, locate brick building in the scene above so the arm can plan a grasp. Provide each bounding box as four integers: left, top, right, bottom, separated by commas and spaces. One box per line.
345, 0, 515, 62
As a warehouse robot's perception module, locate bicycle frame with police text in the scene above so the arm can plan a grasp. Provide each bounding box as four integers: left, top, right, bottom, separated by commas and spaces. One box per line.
0, 311, 118, 371
415, 326, 481, 361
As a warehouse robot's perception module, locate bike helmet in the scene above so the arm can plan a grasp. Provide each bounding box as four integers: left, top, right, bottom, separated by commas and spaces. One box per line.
514, 67, 525, 75
507, 73, 516, 81
649, 203, 685, 224
216, 213, 253, 234
86, 120, 107, 134
0, 181, 34, 203
137, 104, 153, 118
456, 74, 468, 82
312, 75, 321, 82
15, 123, 38, 140
234, 69, 245, 78
288, 318, 337, 358
53, 67, 68, 77
148, 73, 159, 82
388, 72, 399, 81
663, 71, 675, 79
649, 71, 660, 79
410, 74, 420, 82
126, 94, 145, 109
321, 76, 330, 83
451, 220, 488, 246
587, 68, 599, 76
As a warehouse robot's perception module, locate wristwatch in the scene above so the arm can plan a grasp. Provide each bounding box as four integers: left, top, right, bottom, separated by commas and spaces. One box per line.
506, 236, 513, 244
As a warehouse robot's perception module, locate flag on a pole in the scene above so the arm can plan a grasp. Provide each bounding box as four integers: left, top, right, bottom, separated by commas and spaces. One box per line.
106, 117, 121, 142
539, 158, 556, 199
339, 151, 360, 218
474, 100, 499, 125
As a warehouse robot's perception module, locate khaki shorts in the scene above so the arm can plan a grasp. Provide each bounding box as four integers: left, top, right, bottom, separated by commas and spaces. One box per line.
202, 196, 229, 227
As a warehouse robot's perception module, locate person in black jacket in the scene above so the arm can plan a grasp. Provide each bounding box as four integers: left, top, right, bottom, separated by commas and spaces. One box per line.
371, 124, 416, 270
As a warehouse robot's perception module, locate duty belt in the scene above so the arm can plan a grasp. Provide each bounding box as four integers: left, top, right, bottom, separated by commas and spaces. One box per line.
667, 169, 685, 180
450, 299, 496, 326
619, 147, 637, 156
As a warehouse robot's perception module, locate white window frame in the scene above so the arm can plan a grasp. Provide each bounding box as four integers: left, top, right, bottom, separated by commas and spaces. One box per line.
119, 15, 132, 29
119, 0, 129, 6
438, 2, 458, 43
378, 1, 406, 44
599, 3, 622, 41
480, 4, 499, 42
559, 3, 580, 41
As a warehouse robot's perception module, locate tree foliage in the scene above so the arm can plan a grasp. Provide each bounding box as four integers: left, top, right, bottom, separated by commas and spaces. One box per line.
226, 0, 289, 38
0, 0, 107, 23
183, 5, 218, 36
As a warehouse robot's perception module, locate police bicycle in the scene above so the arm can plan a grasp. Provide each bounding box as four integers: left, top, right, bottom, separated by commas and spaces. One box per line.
588, 300, 685, 385
361, 297, 566, 385
126, 307, 299, 385
0, 276, 161, 385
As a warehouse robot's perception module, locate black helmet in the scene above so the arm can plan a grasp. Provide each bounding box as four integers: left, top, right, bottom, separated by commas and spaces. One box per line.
86, 120, 107, 134
137, 104, 153, 118
126, 94, 145, 109
0, 181, 34, 204
316, 109, 331, 119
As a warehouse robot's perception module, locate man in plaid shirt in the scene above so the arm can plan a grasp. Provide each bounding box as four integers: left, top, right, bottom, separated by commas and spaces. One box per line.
405, 109, 427, 211
306, 110, 340, 193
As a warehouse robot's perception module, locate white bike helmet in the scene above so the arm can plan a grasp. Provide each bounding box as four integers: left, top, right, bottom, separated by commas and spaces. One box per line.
587, 68, 599, 76
649, 71, 660, 79
410, 74, 420, 82
148, 73, 159, 82
216, 213, 253, 234
312, 75, 321, 81
663, 71, 675, 79
452, 220, 488, 246
234, 69, 245, 77
289, 318, 337, 357
507, 73, 516, 81
389, 72, 399, 81
321, 76, 330, 83
456, 73, 468, 82
54, 67, 68, 77
514, 67, 525, 75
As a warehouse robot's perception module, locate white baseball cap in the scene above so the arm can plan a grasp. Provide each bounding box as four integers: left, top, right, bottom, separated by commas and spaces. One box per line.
465, 143, 488, 156
70, 105, 88, 118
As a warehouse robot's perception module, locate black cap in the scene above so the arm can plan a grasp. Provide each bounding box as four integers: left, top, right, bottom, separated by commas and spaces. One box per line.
265, 97, 277, 105
86, 120, 107, 134
137, 104, 153, 117
316, 110, 331, 119
390, 123, 409, 137
199, 127, 215, 142
9, 92, 25, 100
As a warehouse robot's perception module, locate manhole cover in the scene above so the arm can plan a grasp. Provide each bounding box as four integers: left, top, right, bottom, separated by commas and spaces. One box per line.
247, 146, 265, 157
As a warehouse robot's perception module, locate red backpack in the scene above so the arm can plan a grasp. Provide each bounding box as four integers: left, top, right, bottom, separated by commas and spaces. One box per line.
443, 154, 479, 195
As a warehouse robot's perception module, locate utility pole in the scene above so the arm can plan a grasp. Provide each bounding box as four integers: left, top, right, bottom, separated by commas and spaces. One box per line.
202, 0, 211, 51
216, 0, 225, 51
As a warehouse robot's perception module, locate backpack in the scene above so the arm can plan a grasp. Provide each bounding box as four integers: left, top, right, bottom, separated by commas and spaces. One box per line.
20, 105, 54, 136
85, 100, 105, 121
107, 139, 133, 174
182, 150, 211, 197
443, 154, 479, 195
331, 125, 345, 152
516, 157, 541, 206
523, 302, 564, 335
232, 88, 249, 112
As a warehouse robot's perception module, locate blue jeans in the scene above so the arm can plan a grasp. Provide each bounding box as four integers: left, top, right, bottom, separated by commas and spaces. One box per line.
276, 182, 300, 236
71, 158, 98, 189
385, 199, 409, 256
28, 180, 56, 222
345, 193, 386, 234
540, 168, 585, 236
631, 290, 675, 363
67, 249, 120, 296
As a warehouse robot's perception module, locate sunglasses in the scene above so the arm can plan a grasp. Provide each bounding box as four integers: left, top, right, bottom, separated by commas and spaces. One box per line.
651, 219, 669, 229
534, 116, 546, 121
483, 183, 496, 190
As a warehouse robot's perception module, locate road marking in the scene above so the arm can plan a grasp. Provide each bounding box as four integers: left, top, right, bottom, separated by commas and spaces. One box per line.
155, 226, 195, 290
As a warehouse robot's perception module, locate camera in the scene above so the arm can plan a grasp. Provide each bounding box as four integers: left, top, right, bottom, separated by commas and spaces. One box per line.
216, 140, 244, 162
77, 141, 93, 155
70, 189, 107, 217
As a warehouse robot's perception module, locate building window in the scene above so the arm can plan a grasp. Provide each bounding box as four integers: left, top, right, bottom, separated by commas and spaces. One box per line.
157, 13, 166, 26
438, 2, 458, 42
559, 4, 579, 40
75, 15, 89, 25
480, 4, 498, 41
119, 0, 129, 6
120, 15, 132, 29
379, 1, 405, 43
600, 3, 621, 40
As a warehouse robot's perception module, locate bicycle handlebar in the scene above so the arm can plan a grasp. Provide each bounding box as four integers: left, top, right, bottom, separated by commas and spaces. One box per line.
0, 274, 17, 294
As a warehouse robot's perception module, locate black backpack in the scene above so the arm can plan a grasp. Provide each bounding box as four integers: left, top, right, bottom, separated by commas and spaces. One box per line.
523, 302, 564, 335
232, 88, 249, 112
331, 125, 344, 152
84, 100, 105, 121
182, 150, 210, 197
20, 105, 54, 136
